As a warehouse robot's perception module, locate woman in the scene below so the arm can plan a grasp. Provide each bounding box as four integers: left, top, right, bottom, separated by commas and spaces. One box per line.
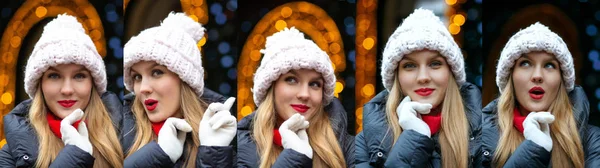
481, 22, 600, 167
236, 27, 354, 167
0, 14, 123, 167
121, 12, 237, 168
355, 9, 482, 168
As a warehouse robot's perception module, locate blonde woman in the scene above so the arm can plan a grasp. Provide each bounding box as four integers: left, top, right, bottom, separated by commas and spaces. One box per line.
0, 14, 123, 167
355, 9, 482, 168
236, 27, 354, 167
481, 23, 600, 167
121, 12, 237, 167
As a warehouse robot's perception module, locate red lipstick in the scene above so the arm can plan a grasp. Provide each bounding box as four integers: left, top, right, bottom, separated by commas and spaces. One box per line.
291, 104, 310, 113
144, 99, 158, 111
415, 88, 435, 96
529, 86, 545, 100
58, 100, 76, 108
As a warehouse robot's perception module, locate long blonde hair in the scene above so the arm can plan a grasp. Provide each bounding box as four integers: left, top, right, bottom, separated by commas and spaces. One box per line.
126, 83, 207, 168
252, 88, 346, 168
385, 74, 470, 168
493, 76, 584, 168
29, 85, 124, 167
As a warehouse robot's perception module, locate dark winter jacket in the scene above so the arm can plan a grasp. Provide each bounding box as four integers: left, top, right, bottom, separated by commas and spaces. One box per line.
355, 82, 482, 168
121, 88, 235, 168
481, 85, 600, 167
0, 92, 123, 167
236, 98, 355, 167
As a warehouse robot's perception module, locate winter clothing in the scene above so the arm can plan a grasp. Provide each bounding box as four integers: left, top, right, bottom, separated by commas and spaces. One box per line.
481, 86, 600, 167
496, 22, 574, 92
121, 88, 235, 167
381, 8, 466, 90
355, 82, 482, 167
123, 12, 206, 97
24, 14, 106, 98
236, 98, 355, 167
252, 27, 336, 106
0, 92, 123, 167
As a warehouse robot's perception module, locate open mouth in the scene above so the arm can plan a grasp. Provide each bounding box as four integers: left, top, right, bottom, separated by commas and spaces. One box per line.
144, 99, 158, 111
529, 86, 545, 100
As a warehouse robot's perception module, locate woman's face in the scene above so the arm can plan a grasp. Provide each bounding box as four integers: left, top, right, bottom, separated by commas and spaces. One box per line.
41, 64, 93, 119
512, 51, 562, 113
131, 61, 182, 122
273, 69, 324, 122
397, 50, 451, 108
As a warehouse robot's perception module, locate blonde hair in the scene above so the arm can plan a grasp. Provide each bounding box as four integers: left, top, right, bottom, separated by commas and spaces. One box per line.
30, 85, 124, 167
252, 88, 346, 168
493, 76, 584, 168
126, 83, 207, 168
385, 74, 469, 168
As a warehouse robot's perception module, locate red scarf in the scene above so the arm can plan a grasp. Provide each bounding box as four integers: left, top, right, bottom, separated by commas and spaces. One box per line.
273, 129, 282, 147
47, 112, 82, 138
421, 107, 442, 135
513, 107, 527, 133
152, 121, 166, 135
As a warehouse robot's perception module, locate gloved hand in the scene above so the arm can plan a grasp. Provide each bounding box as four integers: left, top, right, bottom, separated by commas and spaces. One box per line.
396, 96, 433, 137
199, 97, 237, 146
279, 113, 312, 159
60, 109, 93, 155
157, 117, 192, 163
523, 112, 555, 152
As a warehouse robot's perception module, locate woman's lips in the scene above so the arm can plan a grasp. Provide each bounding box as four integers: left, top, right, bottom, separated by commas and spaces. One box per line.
291, 104, 309, 113
414, 88, 435, 96
529, 86, 545, 100
144, 99, 158, 111
57, 100, 76, 108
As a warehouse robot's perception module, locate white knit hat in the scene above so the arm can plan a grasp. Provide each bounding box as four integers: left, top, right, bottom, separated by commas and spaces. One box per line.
24, 14, 107, 98
496, 22, 574, 92
381, 8, 465, 91
253, 27, 336, 106
124, 12, 206, 97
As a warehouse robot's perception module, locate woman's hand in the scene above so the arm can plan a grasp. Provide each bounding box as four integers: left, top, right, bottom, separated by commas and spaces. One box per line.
279, 113, 312, 159
157, 117, 192, 163
396, 96, 433, 137
60, 109, 93, 155
523, 112, 555, 152
199, 97, 237, 147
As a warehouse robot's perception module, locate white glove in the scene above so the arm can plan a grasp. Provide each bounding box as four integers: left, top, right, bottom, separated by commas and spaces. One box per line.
279, 113, 312, 159
523, 112, 555, 152
157, 117, 192, 163
199, 97, 237, 146
61, 109, 93, 155
396, 96, 433, 138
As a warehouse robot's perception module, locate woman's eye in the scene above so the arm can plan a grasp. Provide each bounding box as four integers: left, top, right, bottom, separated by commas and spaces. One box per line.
74, 73, 87, 79
518, 60, 531, 67
285, 77, 297, 84
152, 69, 164, 77
47, 73, 60, 79
309, 81, 322, 89
430, 60, 443, 68
402, 63, 416, 69
132, 74, 142, 82
544, 63, 556, 69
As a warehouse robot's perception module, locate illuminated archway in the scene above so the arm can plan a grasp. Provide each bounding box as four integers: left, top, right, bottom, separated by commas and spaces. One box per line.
237, 1, 346, 120
0, 0, 105, 139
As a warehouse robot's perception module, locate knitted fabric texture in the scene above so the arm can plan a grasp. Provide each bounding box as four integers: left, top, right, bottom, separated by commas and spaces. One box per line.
253, 27, 336, 106
24, 14, 107, 98
381, 8, 465, 91
124, 12, 206, 97
496, 22, 574, 92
